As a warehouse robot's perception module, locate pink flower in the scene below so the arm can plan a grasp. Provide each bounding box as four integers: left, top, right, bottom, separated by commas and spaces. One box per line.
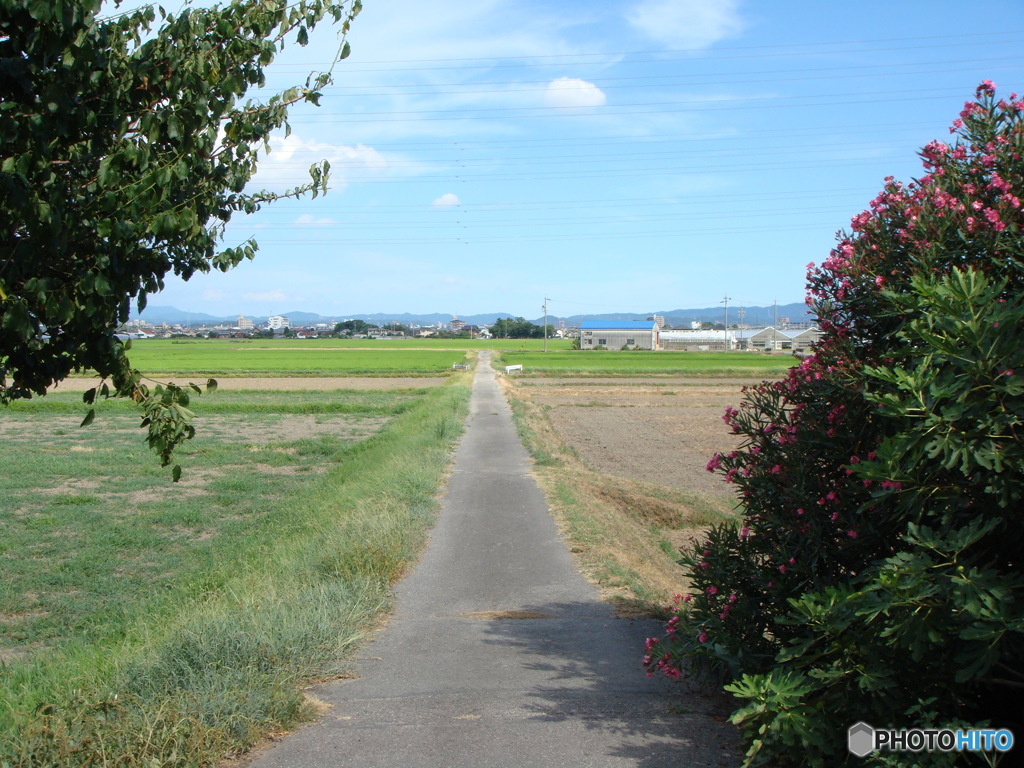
976, 79, 997, 97
847, 530, 858, 539
698, 632, 709, 644
706, 586, 718, 595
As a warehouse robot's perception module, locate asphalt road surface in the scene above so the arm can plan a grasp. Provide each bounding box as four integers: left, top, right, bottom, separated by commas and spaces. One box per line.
247, 351, 739, 768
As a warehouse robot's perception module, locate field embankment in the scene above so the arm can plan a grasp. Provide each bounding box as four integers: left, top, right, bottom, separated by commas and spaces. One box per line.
498, 350, 796, 377
0, 377, 471, 767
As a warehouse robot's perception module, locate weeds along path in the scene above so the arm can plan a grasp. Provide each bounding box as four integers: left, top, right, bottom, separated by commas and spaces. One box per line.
247, 351, 739, 768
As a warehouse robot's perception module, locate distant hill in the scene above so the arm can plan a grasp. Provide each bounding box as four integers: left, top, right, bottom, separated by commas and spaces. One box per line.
538, 302, 812, 328
134, 306, 226, 325
135, 303, 811, 329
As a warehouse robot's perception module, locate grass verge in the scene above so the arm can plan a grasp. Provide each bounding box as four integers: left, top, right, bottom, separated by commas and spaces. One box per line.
496, 350, 795, 376
0, 378, 470, 767
502, 379, 738, 618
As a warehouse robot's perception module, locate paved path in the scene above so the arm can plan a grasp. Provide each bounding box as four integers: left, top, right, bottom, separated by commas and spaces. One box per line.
248, 352, 738, 768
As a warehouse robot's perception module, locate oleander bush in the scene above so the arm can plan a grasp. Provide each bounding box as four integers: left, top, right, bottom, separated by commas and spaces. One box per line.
645, 82, 1024, 766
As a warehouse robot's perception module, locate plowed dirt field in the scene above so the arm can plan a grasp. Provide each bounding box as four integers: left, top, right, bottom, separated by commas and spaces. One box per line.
514, 376, 766, 500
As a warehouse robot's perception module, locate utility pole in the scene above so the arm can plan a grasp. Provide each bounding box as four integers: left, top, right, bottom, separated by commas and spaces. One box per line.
542, 297, 551, 352
721, 294, 731, 351
773, 299, 779, 350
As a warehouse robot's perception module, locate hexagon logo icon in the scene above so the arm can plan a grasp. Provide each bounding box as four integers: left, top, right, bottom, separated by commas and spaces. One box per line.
848, 721, 875, 757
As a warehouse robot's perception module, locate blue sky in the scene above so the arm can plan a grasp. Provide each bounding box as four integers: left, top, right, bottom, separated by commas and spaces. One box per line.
134, 0, 1024, 320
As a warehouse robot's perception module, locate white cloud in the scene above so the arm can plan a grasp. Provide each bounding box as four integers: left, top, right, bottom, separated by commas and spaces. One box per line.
543, 78, 607, 109
627, 0, 745, 48
251, 135, 393, 193
203, 289, 225, 301
294, 213, 338, 226
242, 291, 288, 303
432, 193, 461, 208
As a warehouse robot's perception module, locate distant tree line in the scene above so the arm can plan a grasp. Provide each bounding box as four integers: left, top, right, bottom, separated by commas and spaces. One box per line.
490, 317, 553, 339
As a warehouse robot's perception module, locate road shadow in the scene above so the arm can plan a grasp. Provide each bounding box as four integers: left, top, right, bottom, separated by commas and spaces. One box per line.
470, 600, 743, 768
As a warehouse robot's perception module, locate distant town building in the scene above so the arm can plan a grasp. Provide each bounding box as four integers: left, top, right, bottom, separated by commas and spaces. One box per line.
267, 315, 290, 330
237, 315, 253, 330
450, 318, 466, 333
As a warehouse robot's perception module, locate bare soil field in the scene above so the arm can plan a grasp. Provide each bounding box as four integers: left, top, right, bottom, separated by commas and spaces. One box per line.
519, 376, 762, 501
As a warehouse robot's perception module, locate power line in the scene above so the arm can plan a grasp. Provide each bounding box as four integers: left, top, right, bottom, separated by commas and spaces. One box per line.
287, 91, 976, 123
312, 58, 1024, 96
271, 30, 1024, 72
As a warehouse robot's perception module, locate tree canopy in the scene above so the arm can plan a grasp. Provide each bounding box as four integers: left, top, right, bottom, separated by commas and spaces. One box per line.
490, 316, 549, 339
0, 0, 361, 477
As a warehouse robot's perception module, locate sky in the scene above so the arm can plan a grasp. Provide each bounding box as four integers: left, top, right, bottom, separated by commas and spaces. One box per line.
116, 0, 1024, 321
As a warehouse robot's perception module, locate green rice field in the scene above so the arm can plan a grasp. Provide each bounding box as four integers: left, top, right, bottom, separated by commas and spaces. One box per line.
107, 338, 794, 378
120, 340, 471, 375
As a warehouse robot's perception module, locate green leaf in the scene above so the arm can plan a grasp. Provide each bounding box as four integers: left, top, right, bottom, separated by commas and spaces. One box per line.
172, 464, 182, 482
80, 408, 96, 427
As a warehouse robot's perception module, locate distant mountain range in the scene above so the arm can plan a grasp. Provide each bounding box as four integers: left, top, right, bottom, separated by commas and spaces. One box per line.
134, 303, 813, 328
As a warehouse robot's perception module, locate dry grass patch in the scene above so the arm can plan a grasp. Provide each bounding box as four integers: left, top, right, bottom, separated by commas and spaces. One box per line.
194, 414, 391, 444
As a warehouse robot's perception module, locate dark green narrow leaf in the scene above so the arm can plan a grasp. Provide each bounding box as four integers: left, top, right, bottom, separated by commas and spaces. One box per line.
172, 464, 182, 482
80, 408, 96, 427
